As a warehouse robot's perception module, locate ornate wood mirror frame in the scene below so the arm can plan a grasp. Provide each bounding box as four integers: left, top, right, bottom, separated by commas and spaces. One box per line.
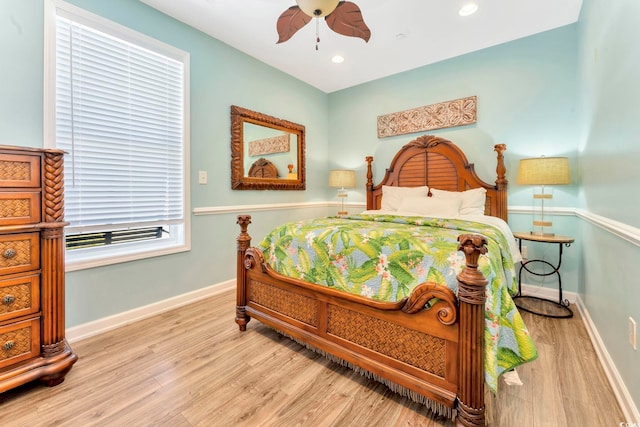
231, 105, 305, 190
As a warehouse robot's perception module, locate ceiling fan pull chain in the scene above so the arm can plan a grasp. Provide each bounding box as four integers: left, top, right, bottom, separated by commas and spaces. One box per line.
316, 18, 320, 50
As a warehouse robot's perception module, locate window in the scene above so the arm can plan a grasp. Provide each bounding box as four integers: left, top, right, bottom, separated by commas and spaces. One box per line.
46, 1, 190, 271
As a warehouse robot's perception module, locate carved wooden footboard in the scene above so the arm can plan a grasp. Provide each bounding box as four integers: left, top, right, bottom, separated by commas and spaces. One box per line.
236, 215, 488, 427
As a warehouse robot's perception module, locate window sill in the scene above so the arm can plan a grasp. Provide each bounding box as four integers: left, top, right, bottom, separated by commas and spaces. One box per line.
65, 242, 190, 272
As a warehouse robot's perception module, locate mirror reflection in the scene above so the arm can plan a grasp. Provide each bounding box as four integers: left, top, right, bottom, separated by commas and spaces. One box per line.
243, 122, 298, 179
231, 105, 305, 190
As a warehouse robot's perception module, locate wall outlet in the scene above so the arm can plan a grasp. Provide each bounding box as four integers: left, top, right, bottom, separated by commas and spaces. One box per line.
198, 171, 207, 185
630, 317, 637, 350
521, 245, 528, 259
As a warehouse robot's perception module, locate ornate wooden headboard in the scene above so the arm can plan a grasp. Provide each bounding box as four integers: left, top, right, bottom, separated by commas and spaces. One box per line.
366, 135, 508, 222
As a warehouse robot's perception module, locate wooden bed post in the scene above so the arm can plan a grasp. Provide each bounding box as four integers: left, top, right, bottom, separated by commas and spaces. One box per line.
493, 144, 508, 222
365, 156, 374, 209
456, 234, 489, 427
236, 215, 252, 331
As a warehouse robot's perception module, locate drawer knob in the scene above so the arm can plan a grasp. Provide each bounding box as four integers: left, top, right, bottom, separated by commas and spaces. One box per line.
3, 248, 16, 259
3, 341, 14, 351
2, 295, 14, 305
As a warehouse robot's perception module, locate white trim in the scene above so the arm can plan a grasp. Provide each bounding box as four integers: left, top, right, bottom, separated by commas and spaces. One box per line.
575, 296, 640, 422
508, 205, 576, 216
193, 201, 331, 215
575, 208, 640, 248
66, 279, 235, 342
192, 201, 362, 216
65, 242, 190, 272
510, 206, 640, 248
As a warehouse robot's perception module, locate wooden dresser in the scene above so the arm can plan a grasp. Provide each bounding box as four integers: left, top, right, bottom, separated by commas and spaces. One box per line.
0, 145, 77, 393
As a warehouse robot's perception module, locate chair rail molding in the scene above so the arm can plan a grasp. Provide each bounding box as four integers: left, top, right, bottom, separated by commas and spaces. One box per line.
192, 201, 365, 215
193, 203, 640, 249
574, 208, 640, 247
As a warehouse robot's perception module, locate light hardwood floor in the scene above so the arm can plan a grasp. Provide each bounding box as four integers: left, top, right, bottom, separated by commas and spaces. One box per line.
0, 289, 624, 426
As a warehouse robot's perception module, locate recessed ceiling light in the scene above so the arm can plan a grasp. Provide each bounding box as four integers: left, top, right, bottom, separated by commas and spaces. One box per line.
459, 3, 478, 16
331, 55, 345, 64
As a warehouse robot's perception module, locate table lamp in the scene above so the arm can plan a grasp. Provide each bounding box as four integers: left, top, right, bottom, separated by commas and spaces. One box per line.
329, 169, 355, 215
517, 156, 570, 236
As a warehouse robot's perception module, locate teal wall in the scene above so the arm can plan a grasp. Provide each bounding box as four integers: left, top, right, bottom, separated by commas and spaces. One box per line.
0, 2, 44, 145
578, 0, 640, 412
1, 0, 330, 326
328, 25, 580, 202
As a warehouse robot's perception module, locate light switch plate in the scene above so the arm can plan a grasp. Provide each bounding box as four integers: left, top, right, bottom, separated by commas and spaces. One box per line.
198, 171, 207, 184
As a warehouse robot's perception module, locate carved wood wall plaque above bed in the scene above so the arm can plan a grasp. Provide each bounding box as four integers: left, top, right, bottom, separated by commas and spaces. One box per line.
377, 96, 477, 138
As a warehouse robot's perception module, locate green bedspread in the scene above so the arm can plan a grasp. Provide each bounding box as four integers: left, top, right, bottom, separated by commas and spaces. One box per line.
258, 214, 537, 391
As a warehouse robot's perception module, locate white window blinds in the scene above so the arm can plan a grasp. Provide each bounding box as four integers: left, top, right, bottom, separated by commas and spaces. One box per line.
55, 15, 185, 233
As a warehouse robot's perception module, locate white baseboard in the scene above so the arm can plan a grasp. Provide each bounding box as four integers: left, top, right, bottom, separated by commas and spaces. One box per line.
574, 296, 640, 422
66, 279, 236, 343
519, 283, 577, 303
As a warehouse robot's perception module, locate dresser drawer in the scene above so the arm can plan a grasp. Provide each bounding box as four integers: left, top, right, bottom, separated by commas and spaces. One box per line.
0, 275, 40, 323
0, 318, 40, 369
0, 233, 40, 276
0, 154, 40, 188
0, 192, 41, 225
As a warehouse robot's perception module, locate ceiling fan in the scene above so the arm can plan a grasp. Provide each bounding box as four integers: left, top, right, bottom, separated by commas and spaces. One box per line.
276, 0, 371, 48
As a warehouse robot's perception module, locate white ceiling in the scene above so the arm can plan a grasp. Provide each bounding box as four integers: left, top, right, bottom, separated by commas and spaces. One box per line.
140, 0, 583, 93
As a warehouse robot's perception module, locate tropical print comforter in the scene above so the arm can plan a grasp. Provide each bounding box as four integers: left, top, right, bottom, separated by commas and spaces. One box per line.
258, 214, 538, 392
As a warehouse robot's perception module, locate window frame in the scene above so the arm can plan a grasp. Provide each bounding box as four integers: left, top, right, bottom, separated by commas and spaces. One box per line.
44, 0, 191, 272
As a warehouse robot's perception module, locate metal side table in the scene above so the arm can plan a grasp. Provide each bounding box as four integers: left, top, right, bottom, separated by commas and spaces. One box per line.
512, 231, 574, 319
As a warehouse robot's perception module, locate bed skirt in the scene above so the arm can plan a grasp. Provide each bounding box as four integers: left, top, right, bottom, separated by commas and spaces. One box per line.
269, 326, 495, 424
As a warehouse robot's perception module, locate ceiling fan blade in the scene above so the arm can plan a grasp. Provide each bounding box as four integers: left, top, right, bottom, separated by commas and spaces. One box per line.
325, 1, 371, 43
276, 6, 312, 44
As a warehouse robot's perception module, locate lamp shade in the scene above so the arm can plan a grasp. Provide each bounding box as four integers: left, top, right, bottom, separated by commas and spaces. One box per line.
329, 170, 355, 189
517, 157, 571, 186
296, 0, 340, 17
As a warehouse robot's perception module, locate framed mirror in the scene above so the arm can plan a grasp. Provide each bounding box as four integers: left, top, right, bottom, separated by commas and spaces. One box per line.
231, 105, 305, 190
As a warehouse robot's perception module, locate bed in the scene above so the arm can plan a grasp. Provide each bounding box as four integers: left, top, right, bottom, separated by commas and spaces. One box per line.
235, 135, 535, 426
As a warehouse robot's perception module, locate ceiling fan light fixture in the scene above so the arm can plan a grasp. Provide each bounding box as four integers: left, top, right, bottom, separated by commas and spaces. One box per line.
296, 0, 340, 17
277, 1, 370, 45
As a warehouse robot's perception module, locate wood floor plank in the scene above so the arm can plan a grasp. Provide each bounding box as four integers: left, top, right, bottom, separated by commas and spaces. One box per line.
0, 290, 626, 426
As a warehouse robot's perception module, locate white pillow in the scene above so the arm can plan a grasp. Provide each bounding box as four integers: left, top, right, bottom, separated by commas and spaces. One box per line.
398, 196, 461, 218
381, 185, 429, 211
430, 187, 486, 216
